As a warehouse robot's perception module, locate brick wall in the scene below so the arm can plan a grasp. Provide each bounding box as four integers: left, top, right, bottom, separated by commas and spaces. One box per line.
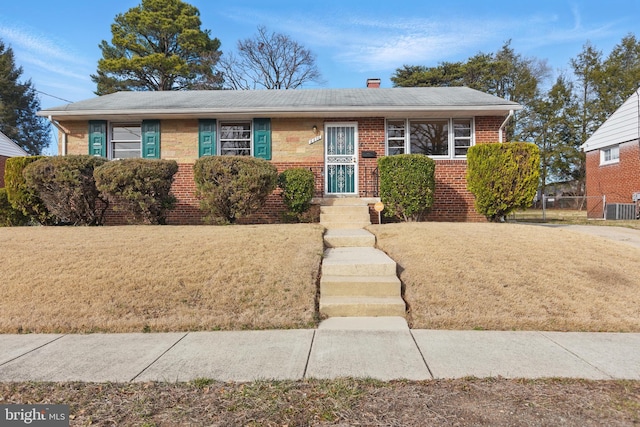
585, 140, 640, 218
0, 155, 7, 187
58, 115, 508, 225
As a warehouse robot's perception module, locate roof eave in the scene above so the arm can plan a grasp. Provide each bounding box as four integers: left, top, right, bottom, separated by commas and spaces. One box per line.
38, 105, 522, 121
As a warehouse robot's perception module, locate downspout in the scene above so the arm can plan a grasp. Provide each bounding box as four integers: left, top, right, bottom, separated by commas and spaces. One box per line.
498, 110, 514, 143
47, 116, 70, 156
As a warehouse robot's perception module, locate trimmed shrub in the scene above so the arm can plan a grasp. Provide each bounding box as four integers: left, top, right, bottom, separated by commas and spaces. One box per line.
466, 142, 540, 222
23, 155, 109, 226
0, 187, 29, 226
94, 159, 178, 225
193, 156, 278, 224
4, 156, 55, 224
378, 154, 436, 221
278, 168, 315, 221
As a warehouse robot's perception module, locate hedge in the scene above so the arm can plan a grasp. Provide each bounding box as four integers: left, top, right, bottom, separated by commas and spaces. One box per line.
278, 168, 315, 221
466, 142, 540, 222
94, 159, 178, 225
23, 155, 109, 225
193, 156, 278, 224
378, 154, 436, 221
3, 156, 55, 224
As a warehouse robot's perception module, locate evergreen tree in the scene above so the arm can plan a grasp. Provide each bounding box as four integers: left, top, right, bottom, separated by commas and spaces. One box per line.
92, 0, 222, 95
391, 41, 550, 141
0, 40, 50, 155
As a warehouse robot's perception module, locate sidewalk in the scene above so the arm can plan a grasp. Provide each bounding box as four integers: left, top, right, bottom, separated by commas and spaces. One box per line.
1, 317, 638, 383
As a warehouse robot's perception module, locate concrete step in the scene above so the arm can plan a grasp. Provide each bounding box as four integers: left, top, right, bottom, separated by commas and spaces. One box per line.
323, 229, 376, 248
319, 296, 406, 317
322, 247, 397, 276
320, 197, 369, 206
321, 221, 372, 229
321, 213, 371, 224
320, 205, 370, 216
321, 275, 401, 297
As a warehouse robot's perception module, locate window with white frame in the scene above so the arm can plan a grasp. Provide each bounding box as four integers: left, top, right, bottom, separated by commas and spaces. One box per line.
386, 118, 474, 158
220, 121, 251, 156
600, 145, 620, 165
111, 124, 141, 159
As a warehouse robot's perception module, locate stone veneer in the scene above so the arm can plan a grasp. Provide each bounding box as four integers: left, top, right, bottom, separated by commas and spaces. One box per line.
58, 115, 507, 225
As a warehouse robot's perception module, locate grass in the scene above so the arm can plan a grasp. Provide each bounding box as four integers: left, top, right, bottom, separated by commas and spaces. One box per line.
0, 224, 324, 333
2, 221, 640, 333
368, 222, 640, 332
1, 379, 639, 426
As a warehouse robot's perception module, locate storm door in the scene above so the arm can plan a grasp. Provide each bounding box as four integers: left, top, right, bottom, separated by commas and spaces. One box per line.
325, 123, 358, 195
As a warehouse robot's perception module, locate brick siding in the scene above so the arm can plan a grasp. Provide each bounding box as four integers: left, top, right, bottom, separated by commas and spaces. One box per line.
585, 140, 640, 218
61, 115, 508, 225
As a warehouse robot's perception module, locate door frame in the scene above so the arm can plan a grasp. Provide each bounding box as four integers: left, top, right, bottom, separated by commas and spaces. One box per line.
324, 121, 359, 196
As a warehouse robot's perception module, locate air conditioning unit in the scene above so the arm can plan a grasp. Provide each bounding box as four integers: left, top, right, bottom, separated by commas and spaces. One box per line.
605, 203, 637, 220
633, 192, 640, 202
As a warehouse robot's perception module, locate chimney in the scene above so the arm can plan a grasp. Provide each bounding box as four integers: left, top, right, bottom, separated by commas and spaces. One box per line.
366, 78, 381, 88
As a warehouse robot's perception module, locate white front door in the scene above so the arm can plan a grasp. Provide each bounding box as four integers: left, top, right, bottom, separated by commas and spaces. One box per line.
325, 122, 358, 195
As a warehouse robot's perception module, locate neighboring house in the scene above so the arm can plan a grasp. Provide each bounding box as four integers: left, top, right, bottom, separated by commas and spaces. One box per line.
0, 130, 28, 188
38, 80, 520, 224
581, 89, 640, 218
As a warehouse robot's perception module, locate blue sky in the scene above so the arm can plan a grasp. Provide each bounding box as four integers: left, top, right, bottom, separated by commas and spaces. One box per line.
0, 0, 638, 152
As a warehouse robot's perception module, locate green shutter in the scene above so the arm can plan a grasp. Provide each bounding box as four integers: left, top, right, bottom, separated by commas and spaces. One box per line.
253, 118, 271, 160
88, 120, 107, 157
141, 120, 160, 159
198, 119, 217, 157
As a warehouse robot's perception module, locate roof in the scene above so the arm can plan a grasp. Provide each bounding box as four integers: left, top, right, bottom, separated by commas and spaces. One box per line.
0, 130, 28, 157
38, 87, 521, 121
581, 89, 640, 152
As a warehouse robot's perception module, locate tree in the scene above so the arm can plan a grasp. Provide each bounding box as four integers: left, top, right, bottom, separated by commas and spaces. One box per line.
92, 0, 222, 95
0, 40, 51, 155
391, 41, 550, 141
570, 41, 604, 146
598, 34, 640, 121
522, 76, 582, 196
220, 26, 323, 90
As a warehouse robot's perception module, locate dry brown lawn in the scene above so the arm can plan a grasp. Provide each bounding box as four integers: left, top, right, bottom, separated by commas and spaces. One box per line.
369, 222, 640, 332
0, 224, 324, 333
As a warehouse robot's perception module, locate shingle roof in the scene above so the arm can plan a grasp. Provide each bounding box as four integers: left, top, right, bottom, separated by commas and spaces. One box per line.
0, 131, 28, 157
39, 87, 521, 120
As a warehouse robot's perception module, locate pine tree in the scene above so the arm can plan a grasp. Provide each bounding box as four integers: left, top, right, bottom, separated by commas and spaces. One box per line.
0, 40, 50, 155
92, 0, 222, 95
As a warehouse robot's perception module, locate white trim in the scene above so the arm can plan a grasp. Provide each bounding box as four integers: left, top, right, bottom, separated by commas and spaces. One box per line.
324, 122, 359, 196
218, 120, 253, 157
384, 117, 475, 159
599, 144, 620, 166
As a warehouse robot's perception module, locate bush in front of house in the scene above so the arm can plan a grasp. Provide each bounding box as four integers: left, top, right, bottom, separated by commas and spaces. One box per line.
23, 155, 109, 225
466, 142, 540, 222
3, 156, 56, 224
378, 154, 436, 221
277, 168, 315, 222
193, 156, 278, 224
0, 187, 30, 226
94, 159, 178, 225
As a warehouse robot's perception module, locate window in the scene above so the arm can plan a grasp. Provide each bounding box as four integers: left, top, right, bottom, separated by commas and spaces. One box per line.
111, 124, 141, 159
600, 145, 620, 165
386, 120, 406, 155
386, 118, 474, 158
220, 121, 251, 156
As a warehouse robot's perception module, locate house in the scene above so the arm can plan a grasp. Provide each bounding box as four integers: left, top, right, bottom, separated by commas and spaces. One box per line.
0, 130, 28, 188
581, 88, 640, 219
37, 80, 521, 224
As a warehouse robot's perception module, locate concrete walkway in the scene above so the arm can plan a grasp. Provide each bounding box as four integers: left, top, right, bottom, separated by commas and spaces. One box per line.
531, 223, 640, 249
1, 317, 639, 383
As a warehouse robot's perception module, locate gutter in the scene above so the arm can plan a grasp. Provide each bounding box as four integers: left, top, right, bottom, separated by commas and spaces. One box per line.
47, 116, 70, 156
498, 110, 514, 143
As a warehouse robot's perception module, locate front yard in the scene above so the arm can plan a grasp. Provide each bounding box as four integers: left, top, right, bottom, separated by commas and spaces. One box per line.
1, 222, 639, 333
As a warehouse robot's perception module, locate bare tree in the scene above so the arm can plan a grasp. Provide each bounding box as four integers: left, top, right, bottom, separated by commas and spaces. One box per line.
220, 26, 323, 90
